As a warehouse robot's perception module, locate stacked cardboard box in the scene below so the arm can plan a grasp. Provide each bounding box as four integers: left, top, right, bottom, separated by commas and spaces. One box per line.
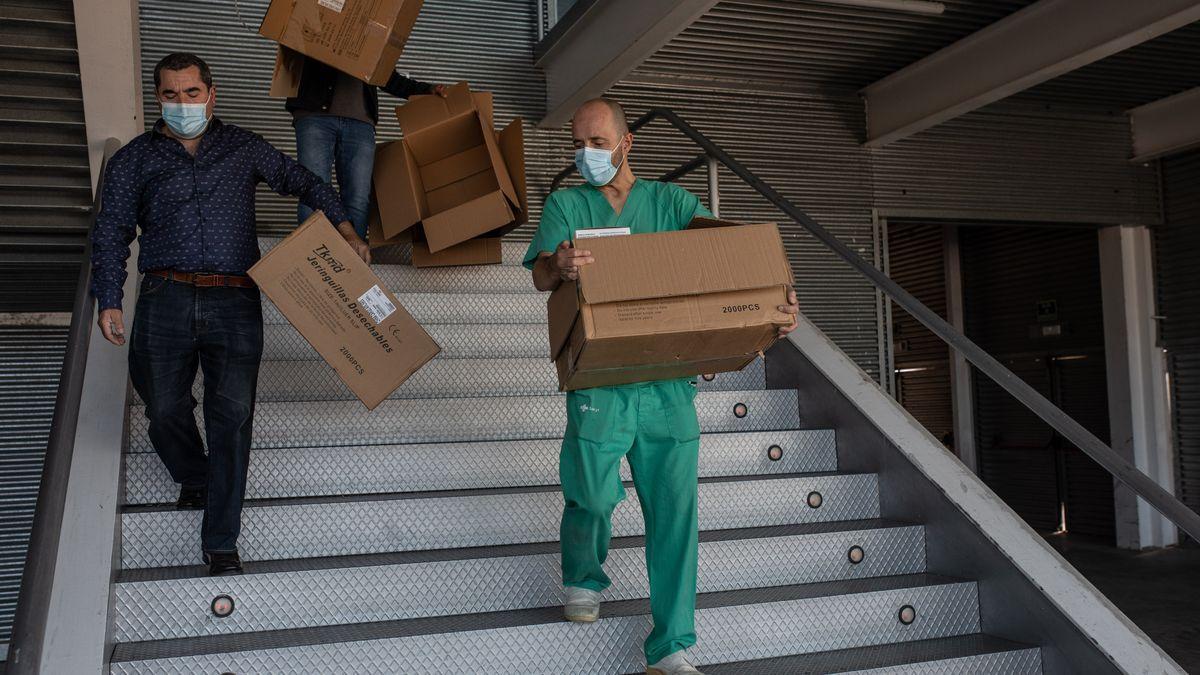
370, 82, 527, 267
547, 219, 794, 391
249, 211, 440, 409
260, 0, 423, 87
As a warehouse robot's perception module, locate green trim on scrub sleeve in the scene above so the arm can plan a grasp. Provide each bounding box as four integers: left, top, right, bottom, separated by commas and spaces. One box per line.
523, 179, 713, 664
561, 379, 701, 664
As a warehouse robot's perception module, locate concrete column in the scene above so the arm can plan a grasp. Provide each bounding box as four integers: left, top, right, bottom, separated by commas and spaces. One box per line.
944, 225, 977, 474
1099, 225, 1178, 549
74, 0, 143, 189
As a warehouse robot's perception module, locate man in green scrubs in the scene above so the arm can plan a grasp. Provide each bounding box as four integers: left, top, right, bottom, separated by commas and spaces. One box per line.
524, 98, 800, 675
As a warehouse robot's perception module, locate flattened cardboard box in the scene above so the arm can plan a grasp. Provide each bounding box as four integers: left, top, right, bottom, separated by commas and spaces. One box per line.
547, 219, 794, 391
371, 82, 527, 253
249, 211, 440, 409
260, 0, 423, 86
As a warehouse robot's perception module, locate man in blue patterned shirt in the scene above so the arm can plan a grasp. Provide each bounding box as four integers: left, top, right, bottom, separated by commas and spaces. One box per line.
90, 53, 367, 576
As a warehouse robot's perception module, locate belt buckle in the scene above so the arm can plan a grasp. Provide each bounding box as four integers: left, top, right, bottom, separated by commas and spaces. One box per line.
193, 273, 220, 288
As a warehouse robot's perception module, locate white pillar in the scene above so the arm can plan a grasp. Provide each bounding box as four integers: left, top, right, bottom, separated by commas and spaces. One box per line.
944, 225, 977, 473
1099, 225, 1178, 549
74, 0, 144, 189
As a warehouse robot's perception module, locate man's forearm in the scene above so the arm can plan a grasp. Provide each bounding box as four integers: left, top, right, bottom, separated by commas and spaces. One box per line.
532, 254, 561, 292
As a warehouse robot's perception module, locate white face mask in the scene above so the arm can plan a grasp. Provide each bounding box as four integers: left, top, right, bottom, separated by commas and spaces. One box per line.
575, 142, 625, 186
161, 92, 212, 139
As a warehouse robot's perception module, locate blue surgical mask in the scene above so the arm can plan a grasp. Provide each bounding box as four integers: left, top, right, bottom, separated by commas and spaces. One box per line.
575, 143, 624, 187
161, 94, 211, 140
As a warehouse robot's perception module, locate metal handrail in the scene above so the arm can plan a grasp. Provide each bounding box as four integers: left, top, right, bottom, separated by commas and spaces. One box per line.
552, 108, 1200, 541
9, 137, 122, 673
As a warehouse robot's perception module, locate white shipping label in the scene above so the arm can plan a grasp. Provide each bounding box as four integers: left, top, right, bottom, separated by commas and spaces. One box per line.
575, 227, 631, 239
318, 0, 346, 12
357, 285, 396, 324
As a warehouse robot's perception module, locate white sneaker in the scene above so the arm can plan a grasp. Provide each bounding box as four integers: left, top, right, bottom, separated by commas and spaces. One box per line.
647, 649, 705, 675
563, 587, 601, 623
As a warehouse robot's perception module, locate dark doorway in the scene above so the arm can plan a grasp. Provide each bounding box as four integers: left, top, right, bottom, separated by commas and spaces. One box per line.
962, 225, 1114, 542
887, 221, 1116, 542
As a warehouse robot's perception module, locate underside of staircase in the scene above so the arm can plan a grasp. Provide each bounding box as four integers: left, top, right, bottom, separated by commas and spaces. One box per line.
104, 240, 1151, 674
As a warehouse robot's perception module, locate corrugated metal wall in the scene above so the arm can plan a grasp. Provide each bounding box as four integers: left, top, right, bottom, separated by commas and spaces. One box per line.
0, 326, 68, 645
962, 226, 1114, 540
869, 106, 1160, 225
886, 223, 952, 444
1157, 150, 1200, 523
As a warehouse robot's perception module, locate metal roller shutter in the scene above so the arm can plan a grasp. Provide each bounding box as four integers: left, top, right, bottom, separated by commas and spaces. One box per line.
962, 225, 1114, 540
0, 325, 68, 643
1157, 150, 1200, 523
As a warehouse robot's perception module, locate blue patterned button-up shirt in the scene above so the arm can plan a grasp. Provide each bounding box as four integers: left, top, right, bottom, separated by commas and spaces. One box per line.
90, 118, 349, 311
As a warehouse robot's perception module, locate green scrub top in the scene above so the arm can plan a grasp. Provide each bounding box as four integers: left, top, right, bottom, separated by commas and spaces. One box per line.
522, 179, 712, 270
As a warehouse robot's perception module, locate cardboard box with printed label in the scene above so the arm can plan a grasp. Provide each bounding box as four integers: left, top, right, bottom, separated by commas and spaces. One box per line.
547, 219, 794, 391
249, 211, 440, 410
371, 82, 527, 254
260, 0, 423, 86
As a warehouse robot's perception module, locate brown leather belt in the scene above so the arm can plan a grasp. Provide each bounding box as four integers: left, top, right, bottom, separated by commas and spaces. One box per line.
148, 269, 256, 289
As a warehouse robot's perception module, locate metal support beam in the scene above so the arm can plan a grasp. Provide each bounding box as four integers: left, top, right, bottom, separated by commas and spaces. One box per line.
1099, 226, 1179, 549
943, 225, 977, 475
861, 0, 1200, 147
74, 0, 143, 187
706, 155, 720, 218
1129, 87, 1200, 163
534, 0, 719, 129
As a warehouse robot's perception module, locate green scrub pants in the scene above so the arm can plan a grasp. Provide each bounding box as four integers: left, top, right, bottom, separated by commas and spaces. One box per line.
560, 378, 701, 664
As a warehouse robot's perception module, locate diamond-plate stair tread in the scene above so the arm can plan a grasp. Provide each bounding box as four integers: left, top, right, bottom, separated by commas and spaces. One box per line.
125, 390, 800, 453
120, 520, 913, 581
262, 323, 548, 360
696, 634, 1040, 674
182, 357, 765, 403
120, 473, 880, 568
110, 574, 974, 665
124, 429, 835, 505
262, 292, 544, 325
257, 236, 530, 266
113, 522, 925, 641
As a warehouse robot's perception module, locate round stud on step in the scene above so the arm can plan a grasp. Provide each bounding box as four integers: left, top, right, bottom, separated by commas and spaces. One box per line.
806, 491, 823, 508
211, 594, 235, 618
848, 545, 865, 564
767, 444, 784, 462
702, 373, 716, 382
898, 605, 917, 625
733, 402, 748, 418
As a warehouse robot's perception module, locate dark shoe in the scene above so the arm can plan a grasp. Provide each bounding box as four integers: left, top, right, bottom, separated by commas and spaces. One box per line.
176, 485, 206, 510
204, 550, 243, 576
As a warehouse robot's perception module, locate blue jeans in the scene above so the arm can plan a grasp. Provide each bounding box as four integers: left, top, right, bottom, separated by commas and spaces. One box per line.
295, 116, 376, 238
129, 275, 263, 553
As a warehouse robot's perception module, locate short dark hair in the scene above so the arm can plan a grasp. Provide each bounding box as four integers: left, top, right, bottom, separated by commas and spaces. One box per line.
153, 52, 213, 91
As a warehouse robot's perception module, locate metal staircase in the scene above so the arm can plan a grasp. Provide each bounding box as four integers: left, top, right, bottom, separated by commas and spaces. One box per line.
106, 240, 1043, 674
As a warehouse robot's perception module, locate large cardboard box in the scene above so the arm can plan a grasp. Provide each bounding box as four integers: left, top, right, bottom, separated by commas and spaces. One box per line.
372, 82, 527, 253
259, 0, 423, 86
249, 211, 440, 409
547, 219, 794, 391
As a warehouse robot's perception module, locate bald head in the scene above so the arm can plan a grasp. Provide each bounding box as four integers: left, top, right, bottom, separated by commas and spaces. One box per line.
572, 97, 631, 152
574, 97, 629, 136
